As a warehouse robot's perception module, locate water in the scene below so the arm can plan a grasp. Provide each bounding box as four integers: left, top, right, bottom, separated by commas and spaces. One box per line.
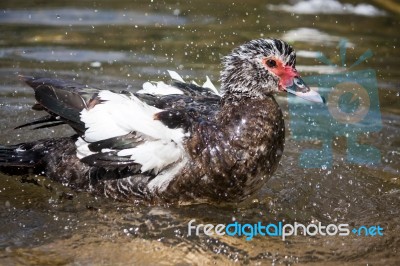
0, 0, 399, 264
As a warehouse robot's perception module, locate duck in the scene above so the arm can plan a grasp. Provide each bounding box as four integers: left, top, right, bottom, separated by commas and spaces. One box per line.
0, 38, 323, 204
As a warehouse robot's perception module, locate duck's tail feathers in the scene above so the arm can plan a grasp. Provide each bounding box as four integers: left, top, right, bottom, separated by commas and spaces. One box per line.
0, 142, 46, 176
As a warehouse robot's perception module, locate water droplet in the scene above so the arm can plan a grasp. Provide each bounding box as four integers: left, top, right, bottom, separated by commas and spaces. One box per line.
90, 61, 101, 68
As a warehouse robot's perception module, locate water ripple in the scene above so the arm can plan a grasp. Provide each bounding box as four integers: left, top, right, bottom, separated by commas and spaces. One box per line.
0, 8, 188, 26
0, 47, 166, 64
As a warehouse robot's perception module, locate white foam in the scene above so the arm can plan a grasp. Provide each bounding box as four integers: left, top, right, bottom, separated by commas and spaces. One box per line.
282, 28, 354, 47
297, 65, 347, 74
296, 50, 323, 59
268, 0, 385, 17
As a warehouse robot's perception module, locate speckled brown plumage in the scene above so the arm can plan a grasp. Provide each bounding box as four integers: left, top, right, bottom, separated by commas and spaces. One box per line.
160, 96, 284, 203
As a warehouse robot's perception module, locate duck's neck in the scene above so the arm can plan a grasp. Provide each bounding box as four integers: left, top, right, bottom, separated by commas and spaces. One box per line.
217, 94, 283, 136
220, 90, 274, 107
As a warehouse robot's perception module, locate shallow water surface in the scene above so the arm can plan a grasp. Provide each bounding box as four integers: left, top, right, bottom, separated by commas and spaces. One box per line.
0, 0, 399, 265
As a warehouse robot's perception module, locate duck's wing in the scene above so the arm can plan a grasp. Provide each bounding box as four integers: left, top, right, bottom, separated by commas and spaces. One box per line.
19, 73, 220, 184
76, 73, 220, 194
18, 76, 102, 134
75, 73, 221, 192
73, 89, 192, 195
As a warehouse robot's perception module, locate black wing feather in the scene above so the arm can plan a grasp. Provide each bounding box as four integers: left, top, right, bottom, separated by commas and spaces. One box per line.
19, 76, 102, 134
80, 152, 138, 167
14, 115, 60, 129
87, 133, 144, 153
78, 133, 147, 168
31, 121, 66, 130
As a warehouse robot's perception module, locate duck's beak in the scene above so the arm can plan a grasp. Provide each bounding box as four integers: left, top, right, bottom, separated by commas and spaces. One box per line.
285, 76, 325, 103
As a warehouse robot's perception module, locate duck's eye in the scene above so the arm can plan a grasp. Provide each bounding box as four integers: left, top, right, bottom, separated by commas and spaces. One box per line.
266, 59, 277, 68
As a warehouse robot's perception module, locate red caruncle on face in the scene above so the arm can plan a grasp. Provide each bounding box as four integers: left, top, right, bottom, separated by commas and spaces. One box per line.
262, 57, 298, 91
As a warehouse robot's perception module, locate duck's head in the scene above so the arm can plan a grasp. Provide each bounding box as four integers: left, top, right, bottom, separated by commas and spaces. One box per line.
220, 38, 323, 103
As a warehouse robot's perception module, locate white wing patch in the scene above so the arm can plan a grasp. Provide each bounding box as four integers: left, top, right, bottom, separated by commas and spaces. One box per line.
117, 140, 182, 173
138, 81, 184, 95
167, 70, 185, 82
75, 137, 95, 159
147, 157, 188, 192
202, 76, 219, 96
76, 90, 187, 174
137, 70, 220, 96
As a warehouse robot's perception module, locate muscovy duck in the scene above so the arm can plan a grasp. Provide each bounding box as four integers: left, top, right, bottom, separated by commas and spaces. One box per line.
0, 39, 323, 204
